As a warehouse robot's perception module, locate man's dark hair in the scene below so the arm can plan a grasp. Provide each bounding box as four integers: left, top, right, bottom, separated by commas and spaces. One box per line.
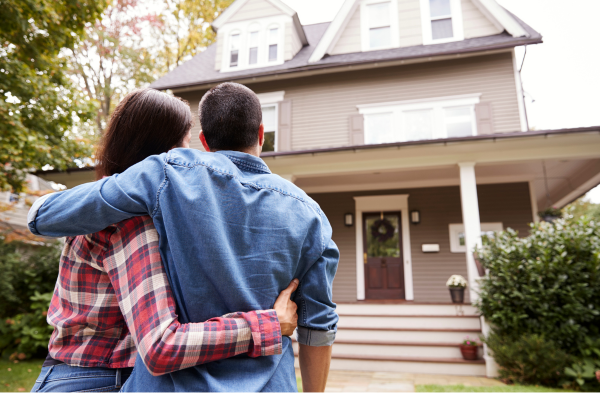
199, 82, 262, 151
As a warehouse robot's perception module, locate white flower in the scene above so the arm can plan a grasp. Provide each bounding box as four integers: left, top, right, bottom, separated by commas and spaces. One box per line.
446, 275, 468, 288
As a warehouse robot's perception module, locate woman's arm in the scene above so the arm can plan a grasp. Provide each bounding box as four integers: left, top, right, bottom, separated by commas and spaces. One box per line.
104, 216, 296, 376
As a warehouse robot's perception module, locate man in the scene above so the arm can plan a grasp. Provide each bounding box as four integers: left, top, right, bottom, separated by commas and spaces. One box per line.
28, 83, 339, 392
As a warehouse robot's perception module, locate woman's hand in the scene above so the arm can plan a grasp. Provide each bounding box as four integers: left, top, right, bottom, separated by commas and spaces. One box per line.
273, 279, 299, 336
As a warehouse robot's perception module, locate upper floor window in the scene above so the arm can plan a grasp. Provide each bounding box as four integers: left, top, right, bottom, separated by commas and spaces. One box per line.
221, 20, 284, 72
361, 0, 399, 51
262, 104, 278, 152
358, 95, 480, 145
248, 31, 259, 65
229, 33, 240, 67
268, 28, 279, 62
420, 0, 464, 44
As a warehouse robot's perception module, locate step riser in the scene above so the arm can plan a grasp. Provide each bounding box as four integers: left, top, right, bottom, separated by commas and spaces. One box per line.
293, 342, 466, 358
339, 316, 481, 330
336, 329, 480, 343
293, 358, 487, 376
336, 304, 479, 317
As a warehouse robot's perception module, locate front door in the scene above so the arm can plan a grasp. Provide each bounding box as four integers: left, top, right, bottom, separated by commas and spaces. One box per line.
363, 212, 405, 300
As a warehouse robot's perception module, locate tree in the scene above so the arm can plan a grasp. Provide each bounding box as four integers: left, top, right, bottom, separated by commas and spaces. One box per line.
0, 0, 106, 192
565, 197, 600, 221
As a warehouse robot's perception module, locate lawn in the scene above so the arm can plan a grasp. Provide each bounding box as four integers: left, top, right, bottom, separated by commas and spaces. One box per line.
416, 384, 573, 392
0, 359, 43, 392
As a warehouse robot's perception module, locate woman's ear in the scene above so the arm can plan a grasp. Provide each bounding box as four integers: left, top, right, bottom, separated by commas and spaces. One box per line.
200, 131, 211, 152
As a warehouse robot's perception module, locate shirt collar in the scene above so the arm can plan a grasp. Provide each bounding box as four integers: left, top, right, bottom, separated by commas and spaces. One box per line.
217, 150, 272, 174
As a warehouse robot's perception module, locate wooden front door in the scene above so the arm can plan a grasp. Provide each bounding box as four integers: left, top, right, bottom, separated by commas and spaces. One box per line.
363, 212, 405, 300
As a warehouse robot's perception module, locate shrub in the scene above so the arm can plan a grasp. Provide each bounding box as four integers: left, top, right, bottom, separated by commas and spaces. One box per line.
476, 217, 600, 358
561, 338, 600, 392
484, 332, 570, 386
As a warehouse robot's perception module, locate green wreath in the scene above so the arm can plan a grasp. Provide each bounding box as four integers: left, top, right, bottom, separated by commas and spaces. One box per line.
371, 218, 395, 242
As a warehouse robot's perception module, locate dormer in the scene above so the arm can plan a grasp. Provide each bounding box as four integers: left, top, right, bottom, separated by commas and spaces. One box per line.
212, 0, 308, 72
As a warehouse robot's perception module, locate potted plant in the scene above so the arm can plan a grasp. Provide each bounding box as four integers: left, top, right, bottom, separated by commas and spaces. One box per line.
459, 336, 480, 360
446, 275, 467, 303
538, 207, 562, 223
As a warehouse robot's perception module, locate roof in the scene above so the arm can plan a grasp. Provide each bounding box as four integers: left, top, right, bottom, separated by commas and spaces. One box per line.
151, 8, 542, 91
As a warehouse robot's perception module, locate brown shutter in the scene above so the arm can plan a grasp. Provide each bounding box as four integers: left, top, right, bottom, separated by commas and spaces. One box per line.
349, 114, 364, 145
475, 102, 494, 135
277, 100, 292, 152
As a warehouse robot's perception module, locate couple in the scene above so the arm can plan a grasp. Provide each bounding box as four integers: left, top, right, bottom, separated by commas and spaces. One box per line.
28, 83, 339, 392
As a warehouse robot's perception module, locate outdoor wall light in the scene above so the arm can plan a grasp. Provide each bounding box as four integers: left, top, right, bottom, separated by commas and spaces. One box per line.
344, 213, 354, 227
410, 210, 421, 225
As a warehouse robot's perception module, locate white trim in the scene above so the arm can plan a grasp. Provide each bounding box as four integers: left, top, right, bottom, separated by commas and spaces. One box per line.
552, 170, 600, 209
419, 0, 465, 45
360, 0, 400, 52
261, 102, 279, 152
356, 93, 482, 111
528, 181, 540, 223
309, 0, 357, 63
449, 222, 503, 253
354, 195, 414, 301
512, 49, 528, 132
256, 91, 285, 104
213, 0, 295, 30
471, 0, 529, 38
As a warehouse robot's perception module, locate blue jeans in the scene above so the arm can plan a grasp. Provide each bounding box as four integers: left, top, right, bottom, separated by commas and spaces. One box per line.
31, 364, 133, 392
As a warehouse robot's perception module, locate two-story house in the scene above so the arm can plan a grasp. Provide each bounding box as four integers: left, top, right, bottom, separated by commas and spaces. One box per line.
37, 0, 600, 377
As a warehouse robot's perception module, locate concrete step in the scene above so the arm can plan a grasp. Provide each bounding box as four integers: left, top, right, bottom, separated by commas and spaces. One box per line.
338, 315, 481, 330
292, 341, 475, 359
336, 303, 479, 317
336, 327, 482, 344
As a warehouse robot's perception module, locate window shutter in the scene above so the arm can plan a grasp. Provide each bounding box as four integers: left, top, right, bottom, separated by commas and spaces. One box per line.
475, 102, 494, 135
277, 100, 292, 152
349, 114, 364, 145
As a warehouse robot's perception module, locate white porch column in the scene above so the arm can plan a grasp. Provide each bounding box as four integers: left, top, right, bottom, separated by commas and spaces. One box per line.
458, 162, 483, 302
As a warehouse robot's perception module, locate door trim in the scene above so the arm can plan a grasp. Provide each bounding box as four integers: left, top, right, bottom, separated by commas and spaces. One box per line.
354, 195, 414, 301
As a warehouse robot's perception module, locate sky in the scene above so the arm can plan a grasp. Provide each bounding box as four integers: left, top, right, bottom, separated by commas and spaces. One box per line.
281, 0, 600, 203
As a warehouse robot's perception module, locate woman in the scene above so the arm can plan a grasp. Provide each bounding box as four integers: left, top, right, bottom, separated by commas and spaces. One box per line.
31, 88, 298, 392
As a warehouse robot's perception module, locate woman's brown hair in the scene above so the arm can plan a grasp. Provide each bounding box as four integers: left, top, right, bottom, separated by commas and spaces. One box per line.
95, 88, 193, 180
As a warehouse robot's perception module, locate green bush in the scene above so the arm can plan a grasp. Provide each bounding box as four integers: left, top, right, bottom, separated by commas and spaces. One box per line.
484, 332, 570, 386
561, 338, 600, 392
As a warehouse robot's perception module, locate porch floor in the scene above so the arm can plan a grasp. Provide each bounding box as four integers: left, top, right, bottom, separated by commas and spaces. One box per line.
296, 369, 504, 392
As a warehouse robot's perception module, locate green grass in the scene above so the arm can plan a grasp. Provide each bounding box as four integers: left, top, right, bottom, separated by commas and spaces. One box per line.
0, 359, 44, 392
416, 384, 573, 392
297, 375, 303, 392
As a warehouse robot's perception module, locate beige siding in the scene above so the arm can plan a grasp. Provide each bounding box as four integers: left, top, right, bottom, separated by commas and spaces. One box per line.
242, 52, 521, 150
285, 21, 303, 61
215, 31, 224, 70
330, 5, 362, 55
462, 0, 502, 38
398, 0, 423, 47
311, 182, 533, 303
228, 0, 282, 23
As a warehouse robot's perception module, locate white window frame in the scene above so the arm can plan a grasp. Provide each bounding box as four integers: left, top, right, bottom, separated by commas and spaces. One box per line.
360, 0, 400, 52
357, 94, 481, 145
449, 222, 504, 253
228, 30, 242, 68
419, 0, 464, 45
257, 91, 284, 153
219, 15, 288, 72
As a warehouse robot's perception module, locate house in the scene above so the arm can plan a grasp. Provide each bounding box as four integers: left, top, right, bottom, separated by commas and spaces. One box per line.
1, 174, 54, 234
37, 0, 600, 377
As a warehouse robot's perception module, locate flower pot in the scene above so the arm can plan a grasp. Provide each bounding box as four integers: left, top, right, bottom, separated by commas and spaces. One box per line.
460, 345, 479, 360
541, 215, 561, 223
449, 287, 465, 304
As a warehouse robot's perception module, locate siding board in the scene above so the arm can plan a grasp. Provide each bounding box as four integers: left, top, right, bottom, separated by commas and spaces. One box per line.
228, 0, 282, 23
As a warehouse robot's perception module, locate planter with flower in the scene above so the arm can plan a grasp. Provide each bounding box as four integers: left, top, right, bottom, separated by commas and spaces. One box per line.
446, 275, 467, 304
538, 207, 562, 223
459, 336, 480, 360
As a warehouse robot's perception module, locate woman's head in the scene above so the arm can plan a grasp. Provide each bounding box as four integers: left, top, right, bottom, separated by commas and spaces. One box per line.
95, 88, 193, 180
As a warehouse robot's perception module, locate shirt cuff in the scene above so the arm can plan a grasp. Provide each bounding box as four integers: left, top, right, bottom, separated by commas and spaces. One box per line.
251, 310, 282, 357
27, 193, 56, 236
296, 326, 336, 346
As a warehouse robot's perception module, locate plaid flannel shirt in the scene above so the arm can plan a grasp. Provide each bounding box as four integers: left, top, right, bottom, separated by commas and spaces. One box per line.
46, 216, 282, 376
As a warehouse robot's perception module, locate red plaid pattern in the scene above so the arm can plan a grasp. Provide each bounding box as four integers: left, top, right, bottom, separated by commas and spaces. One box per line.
47, 216, 282, 376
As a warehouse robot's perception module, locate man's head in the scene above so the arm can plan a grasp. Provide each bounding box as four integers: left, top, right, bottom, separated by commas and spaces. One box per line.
199, 82, 264, 154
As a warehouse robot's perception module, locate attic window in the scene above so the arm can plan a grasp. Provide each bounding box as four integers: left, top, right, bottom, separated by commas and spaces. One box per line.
268, 28, 279, 62
230, 33, 240, 67
367, 2, 391, 49
420, 0, 464, 44
248, 31, 259, 65
429, 0, 453, 40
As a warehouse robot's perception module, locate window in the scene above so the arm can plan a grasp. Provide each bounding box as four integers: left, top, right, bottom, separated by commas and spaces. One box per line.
449, 223, 504, 253
358, 94, 480, 145
262, 105, 277, 152
420, 0, 463, 44
367, 2, 391, 49
229, 33, 240, 67
248, 31, 259, 65
268, 28, 278, 62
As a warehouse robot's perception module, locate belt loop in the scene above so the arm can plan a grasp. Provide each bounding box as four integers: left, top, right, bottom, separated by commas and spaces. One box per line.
36, 365, 55, 392
115, 368, 122, 389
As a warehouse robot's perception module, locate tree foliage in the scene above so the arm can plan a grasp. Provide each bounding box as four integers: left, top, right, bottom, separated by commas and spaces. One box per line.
0, 0, 106, 192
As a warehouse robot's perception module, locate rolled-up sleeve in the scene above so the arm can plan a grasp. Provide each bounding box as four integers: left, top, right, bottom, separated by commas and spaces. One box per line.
294, 214, 340, 347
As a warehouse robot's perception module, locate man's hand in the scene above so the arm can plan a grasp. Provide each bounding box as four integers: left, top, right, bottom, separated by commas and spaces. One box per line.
273, 279, 299, 336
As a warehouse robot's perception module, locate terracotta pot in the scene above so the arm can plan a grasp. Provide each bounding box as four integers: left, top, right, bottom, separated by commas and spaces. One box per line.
460, 345, 479, 360
449, 287, 465, 304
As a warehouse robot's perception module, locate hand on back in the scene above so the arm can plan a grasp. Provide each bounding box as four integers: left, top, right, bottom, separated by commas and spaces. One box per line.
273, 279, 299, 336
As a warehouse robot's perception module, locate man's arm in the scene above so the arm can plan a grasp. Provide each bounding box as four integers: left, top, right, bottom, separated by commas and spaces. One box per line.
28, 155, 165, 237
298, 344, 332, 392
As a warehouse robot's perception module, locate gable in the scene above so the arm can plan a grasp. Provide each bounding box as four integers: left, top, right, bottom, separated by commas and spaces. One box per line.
228, 0, 284, 23
462, 0, 502, 38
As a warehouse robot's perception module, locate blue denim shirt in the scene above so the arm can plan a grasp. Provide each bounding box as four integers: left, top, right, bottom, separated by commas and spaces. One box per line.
28, 149, 339, 392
